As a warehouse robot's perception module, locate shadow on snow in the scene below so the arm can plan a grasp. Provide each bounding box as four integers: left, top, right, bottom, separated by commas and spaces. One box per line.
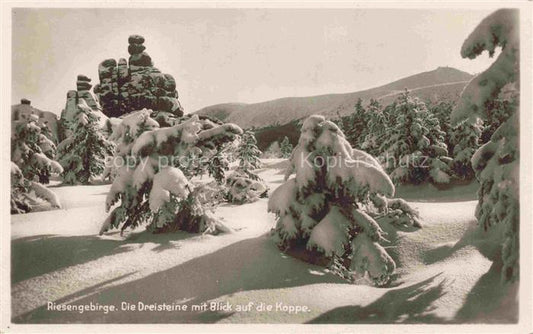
11, 230, 196, 284
13, 233, 347, 323
307, 273, 447, 324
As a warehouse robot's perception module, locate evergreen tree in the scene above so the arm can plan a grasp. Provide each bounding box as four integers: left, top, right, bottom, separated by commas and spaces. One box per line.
451, 9, 519, 282
39, 122, 57, 146
334, 98, 367, 149
11, 116, 63, 212
226, 169, 268, 203
238, 131, 262, 171
280, 136, 293, 159
102, 109, 160, 180
271, 115, 421, 286
429, 100, 454, 151
263, 140, 282, 158
11, 163, 31, 214
58, 101, 115, 184
10, 162, 62, 213
207, 150, 229, 184
481, 97, 516, 144
181, 116, 236, 183
226, 131, 268, 203
361, 99, 387, 156
12, 114, 63, 185
99, 115, 243, 235
180, 149, 207, 179
379, 91, 452, 185
381, 102, 396, 126
450, 117, 483, 180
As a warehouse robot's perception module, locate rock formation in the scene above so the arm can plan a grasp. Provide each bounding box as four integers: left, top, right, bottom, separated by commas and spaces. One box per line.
59, 75, 108, 141
11, 99, 59, 143
75, 74, 101, 111
94, 34, 183, 118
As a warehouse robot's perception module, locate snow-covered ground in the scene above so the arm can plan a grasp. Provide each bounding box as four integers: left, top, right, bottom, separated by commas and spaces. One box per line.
10, 159, 517, 324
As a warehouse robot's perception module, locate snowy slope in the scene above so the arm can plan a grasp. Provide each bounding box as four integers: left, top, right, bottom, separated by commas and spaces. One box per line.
10, 159, 516, 324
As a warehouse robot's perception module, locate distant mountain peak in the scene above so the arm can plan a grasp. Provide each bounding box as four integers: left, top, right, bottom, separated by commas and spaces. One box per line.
379, 67, 472, 92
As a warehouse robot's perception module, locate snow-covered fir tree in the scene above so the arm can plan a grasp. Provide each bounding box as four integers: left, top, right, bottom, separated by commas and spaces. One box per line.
57, 101, 115, 184
102, 109, 160, 180
271, 115, 421, 286
379, 91, 452, 184
12, 114, 63, 185
450, 117, 483, 180
226, 131, 268, 203
451, 9, 519, 282
180, 149, 207, 179
424, 102, 453, 177
108, 109, 160, 157
361, 99, 387, 156
10, 162, 62, 213
237, 131, 262, 171
226, 169, 268, 204
99, 114, 242, 235
263, 140, 282, 158
335, 98, 367, 149
38, 122, 57, 146
11, 162, 31, 214
429, 100, 454, 150
280, 136, 293, 159
481, 97, 517, 144
207, 149, 229, 184
182, 116, 237, 183
11, 115, 63, 211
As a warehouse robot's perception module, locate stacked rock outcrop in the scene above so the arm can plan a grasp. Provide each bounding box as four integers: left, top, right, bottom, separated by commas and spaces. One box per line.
93, 34, 183, 118
59, 75, 106, 141
75, 75, 100, 111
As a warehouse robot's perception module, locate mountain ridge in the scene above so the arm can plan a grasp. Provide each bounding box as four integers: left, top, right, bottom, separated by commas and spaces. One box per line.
194, 66, 473, 129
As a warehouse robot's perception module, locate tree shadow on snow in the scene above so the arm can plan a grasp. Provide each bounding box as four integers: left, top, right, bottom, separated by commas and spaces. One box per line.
14, 233, 348, 323
11, 230, 196, 284
422, 219, 518, 323
307, 273, 447, 324
13, 272, 137, 324
453, 260, 518, 323
423, 216, 506, 266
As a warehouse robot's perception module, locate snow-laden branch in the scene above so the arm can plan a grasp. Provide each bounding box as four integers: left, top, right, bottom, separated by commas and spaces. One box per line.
452, 9, 519, 125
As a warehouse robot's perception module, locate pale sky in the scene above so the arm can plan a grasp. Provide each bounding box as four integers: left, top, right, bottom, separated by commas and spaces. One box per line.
12, 7, 498, 115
